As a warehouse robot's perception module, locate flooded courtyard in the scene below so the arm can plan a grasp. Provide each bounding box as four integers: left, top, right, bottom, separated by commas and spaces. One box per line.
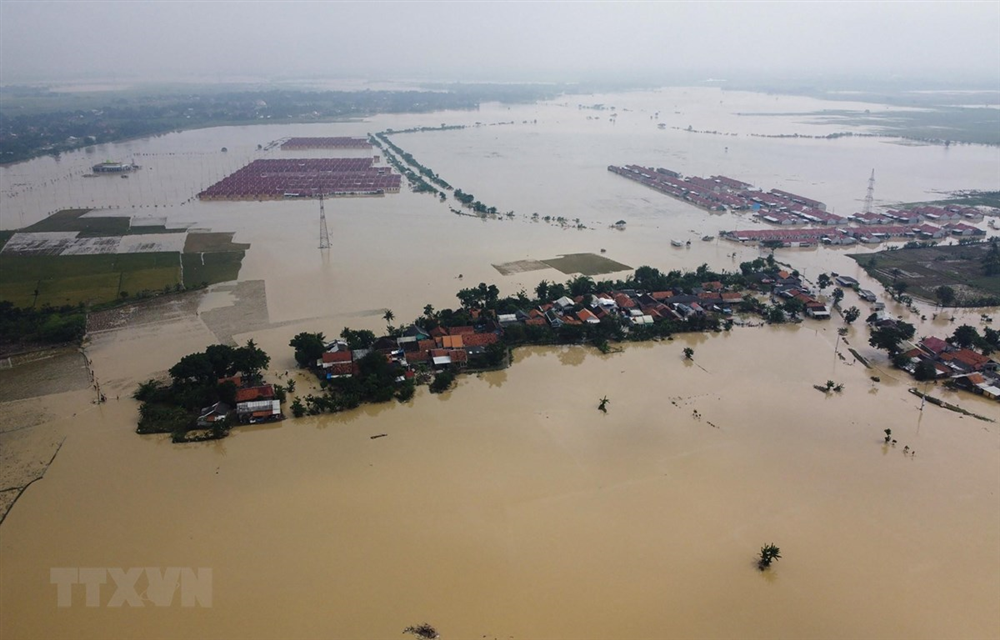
1, 87, 998, 639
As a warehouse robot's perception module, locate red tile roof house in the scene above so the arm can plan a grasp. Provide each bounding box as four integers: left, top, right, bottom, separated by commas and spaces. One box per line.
462, 332, 500, 347
318, 350, 352, 369
325, 361, 356, 378
235, 385, 281, 424
919, 337, 951, 357
940, 349, 996, 374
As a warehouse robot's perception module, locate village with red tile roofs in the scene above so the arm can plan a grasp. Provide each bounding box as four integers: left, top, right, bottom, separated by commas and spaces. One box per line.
153, 252, 999, 443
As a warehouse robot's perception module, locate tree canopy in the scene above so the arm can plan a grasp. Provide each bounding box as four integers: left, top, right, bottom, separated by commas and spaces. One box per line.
868, 322, 916, 355
290, 332, 326, 367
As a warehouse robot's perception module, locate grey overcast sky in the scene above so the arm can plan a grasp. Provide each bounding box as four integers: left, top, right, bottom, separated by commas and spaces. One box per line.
1, 1, 998, 85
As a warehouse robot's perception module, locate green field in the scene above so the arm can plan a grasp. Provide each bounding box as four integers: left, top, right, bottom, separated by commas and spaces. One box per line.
898, 191, 1000, 210
2, 210, 247, 309
184, 232, 250, 253
24, 209, 130, 236
182, 252, 245, 288
0, 252, 182, 307
541, 253, 633, 276
848, 243, 1000, 306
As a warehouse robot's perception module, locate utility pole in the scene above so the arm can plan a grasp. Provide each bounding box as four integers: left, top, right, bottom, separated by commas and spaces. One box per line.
862, 169, 875, 214
318, 194, 330, 249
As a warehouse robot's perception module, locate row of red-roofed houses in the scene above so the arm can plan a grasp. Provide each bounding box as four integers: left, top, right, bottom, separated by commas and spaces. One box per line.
498, 283, 753, 330
897, 335, 1000, 400
850, 205, 984, 226
607, 163, 991, 240
314, 324, 503, 380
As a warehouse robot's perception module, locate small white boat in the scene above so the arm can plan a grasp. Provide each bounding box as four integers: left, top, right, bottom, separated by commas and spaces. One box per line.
671, 240, 684, 247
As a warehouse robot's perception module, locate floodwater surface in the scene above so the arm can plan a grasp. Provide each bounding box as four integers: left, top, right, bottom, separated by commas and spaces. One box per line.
1, 87, 998, 639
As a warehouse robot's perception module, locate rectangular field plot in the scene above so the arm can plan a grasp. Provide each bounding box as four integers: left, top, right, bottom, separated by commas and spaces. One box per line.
0, 280, 41, 308
492, 259, 552, 276
184, 232, 249, 253
182, 251, 245, 288
36, 272, 121, 307
59, 236, 123, 255
120, 267, 181, 295
1, 232, 80, 256
542, 253, 632, 276
117, 233, 187, 254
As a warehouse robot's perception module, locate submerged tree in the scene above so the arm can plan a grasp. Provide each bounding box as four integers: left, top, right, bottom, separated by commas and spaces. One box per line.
757, 543, 781, 570
383, 309, 395, 325
935, 285, 956, 307
683, 347, 694, 360
403, 623, 439, 639
598, 396, 610, 413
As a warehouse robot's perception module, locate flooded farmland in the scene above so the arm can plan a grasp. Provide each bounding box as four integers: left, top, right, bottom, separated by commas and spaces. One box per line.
1, 87, 998, 639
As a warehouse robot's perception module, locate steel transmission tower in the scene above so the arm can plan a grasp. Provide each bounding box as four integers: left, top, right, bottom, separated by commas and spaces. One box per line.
862, 169, 875, 214
318, 195, 331, 249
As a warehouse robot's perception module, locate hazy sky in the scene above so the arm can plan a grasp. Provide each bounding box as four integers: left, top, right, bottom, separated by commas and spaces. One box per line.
2, 1, 998, 85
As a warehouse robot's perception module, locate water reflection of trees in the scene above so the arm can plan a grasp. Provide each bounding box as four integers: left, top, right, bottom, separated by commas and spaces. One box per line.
557, 346, 586, 367
481, 370, 507, 388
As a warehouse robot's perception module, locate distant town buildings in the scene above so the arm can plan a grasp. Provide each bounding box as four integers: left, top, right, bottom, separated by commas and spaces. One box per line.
609, 163, 990, 247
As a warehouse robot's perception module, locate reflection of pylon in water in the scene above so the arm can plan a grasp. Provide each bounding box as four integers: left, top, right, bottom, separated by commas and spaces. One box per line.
318, 194, 330, 249
862, 169, 875, 214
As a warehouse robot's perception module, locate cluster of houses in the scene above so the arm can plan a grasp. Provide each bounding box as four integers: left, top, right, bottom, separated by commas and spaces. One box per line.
310, 270, 840, 382
723, 219, 987, 247
895, 335, 1000, 401
608, 163, 989, 248
197, 377, 283, 427
608, 164, 825, 215
316, 323, 502, 379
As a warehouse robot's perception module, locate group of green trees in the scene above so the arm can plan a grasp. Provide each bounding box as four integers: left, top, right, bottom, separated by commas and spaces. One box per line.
133, 340, 270, 441
374, 132, 452, 190
370, 135, 443, 196
868, 320, 917, 357
0, 301, 87, 346
290, 349, 415, 418
948, 323, 1000, 355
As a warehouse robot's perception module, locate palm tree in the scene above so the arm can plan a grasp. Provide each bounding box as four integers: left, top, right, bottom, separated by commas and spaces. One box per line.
598, 396, 610, 413
383, 309, 395, 325
757, 543, 781, 570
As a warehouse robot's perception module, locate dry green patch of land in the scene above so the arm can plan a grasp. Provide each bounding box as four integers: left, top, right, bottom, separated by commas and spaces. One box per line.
0, 253, 183, 307
1, 212, 248, 308
898, 191, 1000, 210
494, 253, 631, 277
541, 253, 632, 276
23, 209, 129, 237
849, 243, 1000, 306
184, 231, 249, 254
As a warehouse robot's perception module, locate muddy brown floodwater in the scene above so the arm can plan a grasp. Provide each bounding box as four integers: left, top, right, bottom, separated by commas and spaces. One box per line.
1, 87, 998, 639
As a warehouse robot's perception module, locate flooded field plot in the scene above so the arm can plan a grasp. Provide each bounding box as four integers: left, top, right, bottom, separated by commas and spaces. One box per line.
0, 348, 90, 402
492, 259, 551, 275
